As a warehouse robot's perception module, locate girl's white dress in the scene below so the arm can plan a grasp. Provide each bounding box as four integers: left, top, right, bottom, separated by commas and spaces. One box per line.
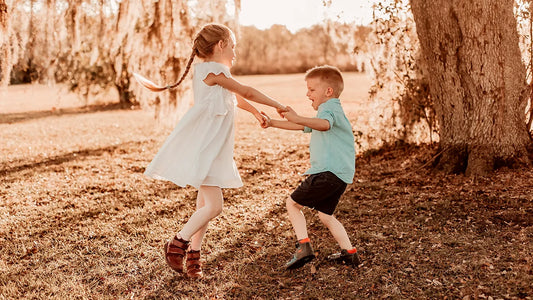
144, 62, 243, 189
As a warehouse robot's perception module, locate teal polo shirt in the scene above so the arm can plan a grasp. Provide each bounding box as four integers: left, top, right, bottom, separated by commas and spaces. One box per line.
303, 98, 356, 184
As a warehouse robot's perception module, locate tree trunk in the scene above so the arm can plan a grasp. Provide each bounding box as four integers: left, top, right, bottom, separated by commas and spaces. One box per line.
116, 83, 134, 107
0, 0, 6, 34
114, 58, 134, 106
0, 0, 10, 87
410, 0, 532, 175
65, 0, 82, 54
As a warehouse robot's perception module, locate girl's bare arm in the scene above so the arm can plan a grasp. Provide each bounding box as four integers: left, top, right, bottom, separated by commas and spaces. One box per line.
235, 94, 266, 126
236, 94, 260, 114
204, 73, 287, 113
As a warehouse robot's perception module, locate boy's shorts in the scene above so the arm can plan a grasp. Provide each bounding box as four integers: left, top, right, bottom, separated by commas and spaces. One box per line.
290, 171, 347, 215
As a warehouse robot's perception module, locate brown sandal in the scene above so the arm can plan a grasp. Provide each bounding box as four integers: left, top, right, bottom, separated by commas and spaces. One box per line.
186, 250, 203, 278
164, 235, 189, 273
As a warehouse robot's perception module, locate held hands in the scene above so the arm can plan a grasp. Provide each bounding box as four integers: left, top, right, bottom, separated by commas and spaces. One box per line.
276, 105, 289, 117
254, 104, 295, 129
281, 106, 298, 122
253, 104, 286, 128
258, 103, 286, 129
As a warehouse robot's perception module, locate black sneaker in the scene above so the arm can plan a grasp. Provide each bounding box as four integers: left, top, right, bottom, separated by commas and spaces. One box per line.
285, 242, 315, 270
327, 249, 361, 267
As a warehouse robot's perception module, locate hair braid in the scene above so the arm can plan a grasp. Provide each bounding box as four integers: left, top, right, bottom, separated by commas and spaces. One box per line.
136, 24, 231, 92
167, 49, 197, 89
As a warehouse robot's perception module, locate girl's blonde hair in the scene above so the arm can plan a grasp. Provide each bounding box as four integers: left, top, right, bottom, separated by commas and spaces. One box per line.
170, 23, 232, 88
134, 23, 232, 92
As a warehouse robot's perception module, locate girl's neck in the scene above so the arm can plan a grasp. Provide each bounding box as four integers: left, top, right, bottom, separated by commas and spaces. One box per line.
202, 58, 229, 68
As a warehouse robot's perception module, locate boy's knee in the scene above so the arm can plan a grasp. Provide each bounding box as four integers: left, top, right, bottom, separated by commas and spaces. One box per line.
286, 198, 300, 209
286, 197, 293, 207
318, 212, 334, 224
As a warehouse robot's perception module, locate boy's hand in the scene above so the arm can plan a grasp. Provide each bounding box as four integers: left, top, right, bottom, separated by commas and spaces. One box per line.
276, 105, 288, 117
260, 111, 272, 128
281, 106, 298, 122
254, 112, 267, 127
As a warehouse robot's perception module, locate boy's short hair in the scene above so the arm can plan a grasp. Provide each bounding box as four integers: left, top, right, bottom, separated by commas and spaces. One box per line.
305, 65, 344, 98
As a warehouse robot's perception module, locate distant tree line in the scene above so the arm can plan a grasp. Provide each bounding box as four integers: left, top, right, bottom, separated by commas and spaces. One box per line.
232, 23, 372, 75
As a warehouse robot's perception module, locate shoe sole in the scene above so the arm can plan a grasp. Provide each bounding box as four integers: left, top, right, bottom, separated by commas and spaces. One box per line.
187, 272, 203, 279
337, 259, 361, 266
286, 255, 315, 270
328, 255, 361, 267
163, 242, 184, 273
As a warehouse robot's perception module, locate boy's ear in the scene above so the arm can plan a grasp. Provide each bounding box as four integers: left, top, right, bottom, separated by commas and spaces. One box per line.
325, 87, 334, 97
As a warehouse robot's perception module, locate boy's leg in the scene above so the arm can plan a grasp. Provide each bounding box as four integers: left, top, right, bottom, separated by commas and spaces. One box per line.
286, 198, 308, 240
285, 198, 315, 269
178, 185, 223, 241
318, 211, 361, 266
317, 212, 353, 249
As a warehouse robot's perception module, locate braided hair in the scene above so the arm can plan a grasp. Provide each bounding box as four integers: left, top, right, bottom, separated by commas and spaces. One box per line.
166, 23, 232, 90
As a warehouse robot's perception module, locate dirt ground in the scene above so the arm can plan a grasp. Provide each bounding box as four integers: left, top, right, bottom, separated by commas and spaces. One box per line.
1, 74, 532, 299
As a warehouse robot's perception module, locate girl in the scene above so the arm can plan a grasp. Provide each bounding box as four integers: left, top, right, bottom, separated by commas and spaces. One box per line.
135, 23, 286, 278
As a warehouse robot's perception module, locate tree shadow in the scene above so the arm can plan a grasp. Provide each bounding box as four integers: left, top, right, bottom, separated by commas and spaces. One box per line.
0, 140, 148, 177
0, 103, 135, 124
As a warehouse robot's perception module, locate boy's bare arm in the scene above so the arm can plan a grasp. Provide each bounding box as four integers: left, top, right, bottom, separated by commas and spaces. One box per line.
261, 112, 305, 131
283, 106, 330, 131
270, 119, 306, 131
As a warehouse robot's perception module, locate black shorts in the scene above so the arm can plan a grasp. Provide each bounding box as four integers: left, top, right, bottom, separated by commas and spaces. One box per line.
290, 171, 347, 215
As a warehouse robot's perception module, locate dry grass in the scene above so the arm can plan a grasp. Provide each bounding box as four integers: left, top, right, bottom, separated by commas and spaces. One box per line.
1, 73, 532, 299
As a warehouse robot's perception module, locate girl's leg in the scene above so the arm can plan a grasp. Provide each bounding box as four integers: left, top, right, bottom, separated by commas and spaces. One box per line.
189, 189, 208, 251
317, 211, 353, 250
286, 198, 308, 240
178, 185, 223, 242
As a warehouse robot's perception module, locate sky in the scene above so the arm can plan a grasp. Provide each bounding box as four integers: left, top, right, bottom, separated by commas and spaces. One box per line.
239, 0, 374, 32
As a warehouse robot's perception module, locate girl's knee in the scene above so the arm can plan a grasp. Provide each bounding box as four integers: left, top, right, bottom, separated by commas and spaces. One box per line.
199, 185, 223, 218
208, 203, 223, 218
215, 203, 223, 216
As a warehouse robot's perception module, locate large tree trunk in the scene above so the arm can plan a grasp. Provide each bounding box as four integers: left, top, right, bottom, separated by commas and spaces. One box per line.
410, 0, 532, 175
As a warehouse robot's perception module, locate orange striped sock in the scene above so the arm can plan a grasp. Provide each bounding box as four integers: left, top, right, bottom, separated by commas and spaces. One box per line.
299, 238, 311, 244
347, 248, 357, 254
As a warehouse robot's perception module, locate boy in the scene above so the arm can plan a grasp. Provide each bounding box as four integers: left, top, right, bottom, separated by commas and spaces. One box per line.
262, 65, 360, 270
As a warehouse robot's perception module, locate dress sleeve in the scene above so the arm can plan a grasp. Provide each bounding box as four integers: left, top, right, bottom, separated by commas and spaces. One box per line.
199, 62, 232, 81
195, 62, 232, 117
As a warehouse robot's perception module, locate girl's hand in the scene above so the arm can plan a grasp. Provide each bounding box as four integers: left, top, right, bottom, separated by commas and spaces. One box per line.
260, 111, 272, 128
254, 112, 267, 127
